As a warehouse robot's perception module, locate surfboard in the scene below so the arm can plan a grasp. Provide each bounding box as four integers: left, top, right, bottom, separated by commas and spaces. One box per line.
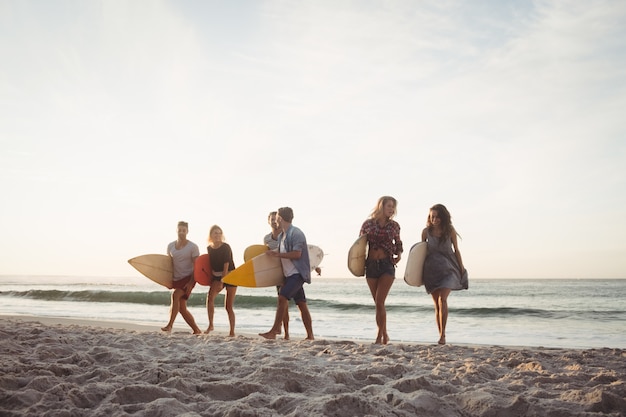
347, 235, 367, 277
224, 244, 324, 287
404, 242, 428, 287
308, 244, 324, 271
244, 244, 324, 270
128, 254, 174, 289
222, 253, 283, 288
194, 253, 212, 286
243, 244, 268, 262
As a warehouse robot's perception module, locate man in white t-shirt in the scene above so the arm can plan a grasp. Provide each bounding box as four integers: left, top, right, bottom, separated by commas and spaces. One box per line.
161, 221, 202, 334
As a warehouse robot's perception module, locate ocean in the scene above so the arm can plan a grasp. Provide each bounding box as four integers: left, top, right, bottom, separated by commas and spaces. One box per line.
1, 275, 624, 349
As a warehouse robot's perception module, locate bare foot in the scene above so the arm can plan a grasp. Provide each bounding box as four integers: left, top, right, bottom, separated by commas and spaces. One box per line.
192, 330, 202, 335
305, 336, 314, 340
259, 331, 278, 340
228, 333, 235, 337
438, 336, 446, 345
284, 334, 290, 340
161, 326, 172, 332
204, 325, 214, 334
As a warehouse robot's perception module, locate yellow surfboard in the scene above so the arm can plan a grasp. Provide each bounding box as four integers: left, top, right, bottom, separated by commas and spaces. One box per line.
243, 244, 268, 262
222, 253, 284, 287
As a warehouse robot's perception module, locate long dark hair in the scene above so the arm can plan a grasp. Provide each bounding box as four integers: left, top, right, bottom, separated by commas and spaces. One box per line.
426, 204, 460, 241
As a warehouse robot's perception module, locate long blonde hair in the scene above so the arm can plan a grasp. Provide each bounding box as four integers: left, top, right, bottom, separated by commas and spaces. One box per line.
369, 196, 397, 220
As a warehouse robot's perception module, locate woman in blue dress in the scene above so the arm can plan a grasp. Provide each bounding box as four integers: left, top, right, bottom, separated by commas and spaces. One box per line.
421, 204, 468, 345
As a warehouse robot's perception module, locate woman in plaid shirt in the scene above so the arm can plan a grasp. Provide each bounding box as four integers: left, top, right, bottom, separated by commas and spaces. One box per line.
360, 196, 403, 344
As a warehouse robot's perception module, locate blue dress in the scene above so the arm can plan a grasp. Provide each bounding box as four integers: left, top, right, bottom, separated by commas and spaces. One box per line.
423, 231, 468, 294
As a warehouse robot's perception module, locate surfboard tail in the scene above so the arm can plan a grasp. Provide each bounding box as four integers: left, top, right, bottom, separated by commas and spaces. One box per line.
222, 260, 257, 287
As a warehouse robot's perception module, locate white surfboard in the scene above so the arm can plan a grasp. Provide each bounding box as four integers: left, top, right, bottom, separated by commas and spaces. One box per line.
347, 235, 367, 277
307, 244, 324, 271
244, 244, 324, 271
404, 242, 428, 287
128, 254, 174, 288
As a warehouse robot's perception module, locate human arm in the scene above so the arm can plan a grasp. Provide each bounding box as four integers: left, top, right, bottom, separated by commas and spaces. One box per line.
392, 222, 403, 264
450, 228, 465, 272
222, 244, 234, 276
267, 249, 302, 259
267, 227, 306, 260
185, 254, 198, 291
359, 219, 370, 239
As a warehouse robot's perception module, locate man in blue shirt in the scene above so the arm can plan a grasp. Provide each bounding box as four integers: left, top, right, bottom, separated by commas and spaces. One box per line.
260, 207, 314, 340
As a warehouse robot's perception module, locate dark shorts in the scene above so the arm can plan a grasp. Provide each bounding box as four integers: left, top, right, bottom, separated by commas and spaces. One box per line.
279, 274, 306, 303
172, 276, 195, 300
212, 275, 236, 288
365, 258, 396, 279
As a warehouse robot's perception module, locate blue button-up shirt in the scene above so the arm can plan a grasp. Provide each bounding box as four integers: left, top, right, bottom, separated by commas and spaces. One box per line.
278, 225, 311, 283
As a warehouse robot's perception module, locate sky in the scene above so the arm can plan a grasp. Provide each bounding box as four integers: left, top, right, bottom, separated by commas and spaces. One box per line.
1, 0, 625, 280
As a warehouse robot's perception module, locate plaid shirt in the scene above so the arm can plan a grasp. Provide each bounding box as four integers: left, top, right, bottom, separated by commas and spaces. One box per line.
360, 218, 403, 262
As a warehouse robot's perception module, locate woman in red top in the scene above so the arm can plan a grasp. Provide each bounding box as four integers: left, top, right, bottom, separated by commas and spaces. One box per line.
360, 196, 403, 344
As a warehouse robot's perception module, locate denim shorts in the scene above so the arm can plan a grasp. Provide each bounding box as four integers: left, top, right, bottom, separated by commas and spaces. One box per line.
365, 258, 396, 279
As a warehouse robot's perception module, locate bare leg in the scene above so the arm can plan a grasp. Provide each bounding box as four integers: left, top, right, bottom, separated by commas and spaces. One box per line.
296, 301, 314, 340
431, 288, 451, 344
205, 282, 223, 333
179, 299, 202, 334
224, 285, 237, 336
366, 275, 394, 344
260, 295, 288, 339
273, 294, 282, 335
162, 289, 183, 331
431, 292, 442, 336
282, 302, 290, 340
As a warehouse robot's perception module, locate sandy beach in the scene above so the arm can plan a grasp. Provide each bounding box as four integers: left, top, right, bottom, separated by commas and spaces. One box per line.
1, 316, 624, 417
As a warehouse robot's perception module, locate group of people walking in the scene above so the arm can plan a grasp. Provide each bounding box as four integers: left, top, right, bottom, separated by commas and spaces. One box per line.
161, 197, 467, 345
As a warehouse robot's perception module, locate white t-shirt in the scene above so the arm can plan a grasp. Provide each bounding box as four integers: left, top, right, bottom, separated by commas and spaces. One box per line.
167, 240, 199, 280
279, 235, 298, 277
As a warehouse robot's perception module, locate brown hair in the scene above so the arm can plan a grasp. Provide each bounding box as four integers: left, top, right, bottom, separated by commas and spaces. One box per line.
427, 204, 461, 241
277, 207, 294, 223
